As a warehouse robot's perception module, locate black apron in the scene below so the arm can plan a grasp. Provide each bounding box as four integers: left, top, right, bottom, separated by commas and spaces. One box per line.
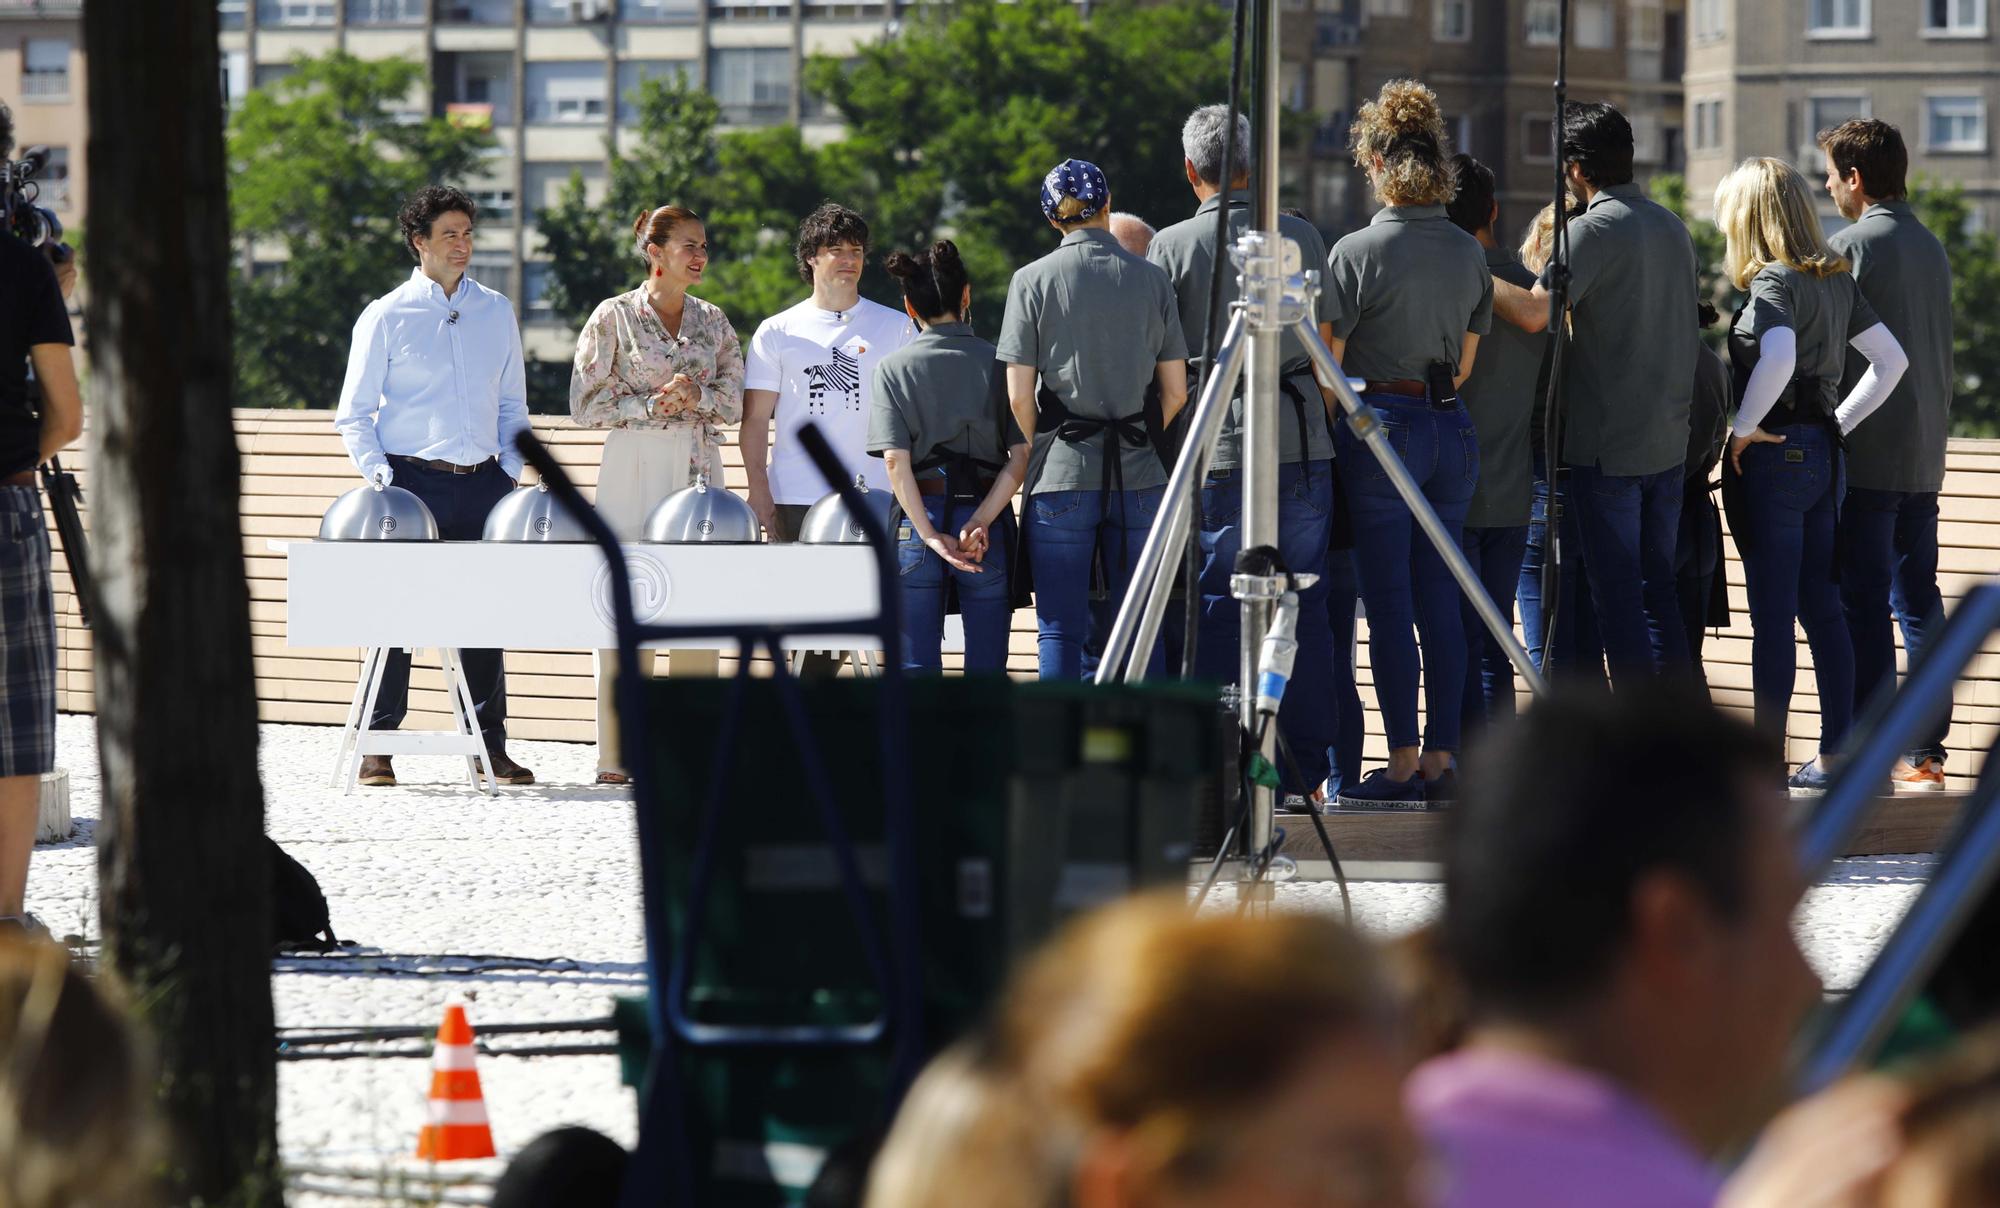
1012, 384, 1159, 611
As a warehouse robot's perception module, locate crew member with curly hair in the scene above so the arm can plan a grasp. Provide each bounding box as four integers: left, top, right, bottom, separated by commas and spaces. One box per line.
1324, 80, 1492, 809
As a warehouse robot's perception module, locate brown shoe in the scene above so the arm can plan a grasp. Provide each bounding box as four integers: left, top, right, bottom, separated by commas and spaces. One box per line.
486, 749, 534, 786
358, 755, 396, 787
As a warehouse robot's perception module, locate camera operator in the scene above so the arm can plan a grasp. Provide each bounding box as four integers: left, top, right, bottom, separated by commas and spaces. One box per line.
0, 100, 83, 936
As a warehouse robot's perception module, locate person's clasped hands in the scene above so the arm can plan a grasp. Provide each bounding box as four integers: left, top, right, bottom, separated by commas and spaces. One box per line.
647, 372, 701, 419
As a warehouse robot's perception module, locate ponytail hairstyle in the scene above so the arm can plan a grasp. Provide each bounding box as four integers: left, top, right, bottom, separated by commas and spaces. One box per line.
633, 205, 702, 262
1349, 79, 1455, 208
882, 239, 971, 324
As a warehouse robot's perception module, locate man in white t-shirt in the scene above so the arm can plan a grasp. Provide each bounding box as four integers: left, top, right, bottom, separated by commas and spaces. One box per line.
741, 203, 915, 540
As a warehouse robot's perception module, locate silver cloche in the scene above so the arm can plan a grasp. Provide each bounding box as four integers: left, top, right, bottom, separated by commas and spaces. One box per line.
483, 481, 593, 542
644, 473, 760, 543
798, 475, 894, 544
318, 481, 439, 541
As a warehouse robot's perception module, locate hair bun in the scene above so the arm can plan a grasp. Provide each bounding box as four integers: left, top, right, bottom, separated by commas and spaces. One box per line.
1377, 79, 1444, 139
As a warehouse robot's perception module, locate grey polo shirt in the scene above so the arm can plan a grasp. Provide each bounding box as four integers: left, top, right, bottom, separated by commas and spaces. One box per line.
1324, 205, 1493, 384
1828, 201, 1954, 493
866, 322, 1022, 472
1740, 264, 1879, 417
1148, 191, 1335, 468
997, 226, 1187, 494
1553, 182, 1700, 478
1462, 249, 1547, 528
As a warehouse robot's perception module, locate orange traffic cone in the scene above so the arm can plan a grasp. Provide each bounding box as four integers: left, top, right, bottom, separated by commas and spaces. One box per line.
416, 998, 497, 1160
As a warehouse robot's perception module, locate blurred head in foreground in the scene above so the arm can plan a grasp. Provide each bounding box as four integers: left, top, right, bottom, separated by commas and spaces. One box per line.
0, 938, 158, 1208
867, 892, 1418, 1208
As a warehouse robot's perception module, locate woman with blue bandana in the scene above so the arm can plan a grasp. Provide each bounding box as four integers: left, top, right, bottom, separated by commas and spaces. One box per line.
996, 159, 1190, 680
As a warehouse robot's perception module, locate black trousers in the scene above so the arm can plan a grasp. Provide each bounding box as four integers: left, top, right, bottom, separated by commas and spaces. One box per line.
368, 459, 515, 748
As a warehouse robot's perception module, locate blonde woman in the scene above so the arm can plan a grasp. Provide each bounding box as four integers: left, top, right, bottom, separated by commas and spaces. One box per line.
1713, 157, 1906, 791
571, 205, 745, 784
1324, 79, 1491, 809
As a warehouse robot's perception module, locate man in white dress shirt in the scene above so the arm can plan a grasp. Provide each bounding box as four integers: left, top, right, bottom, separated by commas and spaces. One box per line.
334, 186, 534, 786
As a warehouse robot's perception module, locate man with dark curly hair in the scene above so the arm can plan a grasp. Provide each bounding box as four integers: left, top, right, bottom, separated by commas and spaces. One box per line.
333, 184, 534, 786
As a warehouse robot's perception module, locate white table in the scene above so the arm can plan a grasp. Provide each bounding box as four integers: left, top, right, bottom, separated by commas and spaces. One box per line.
279, 541, 882, 793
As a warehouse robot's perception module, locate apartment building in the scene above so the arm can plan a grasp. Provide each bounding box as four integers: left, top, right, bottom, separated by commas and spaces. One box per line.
0, 0, 85, 236
1684, 0, 1999, 231
220, 0, 894, 358
1281, 0, 1690, 240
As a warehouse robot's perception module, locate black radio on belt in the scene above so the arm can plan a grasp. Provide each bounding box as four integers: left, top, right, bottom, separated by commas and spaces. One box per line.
1426, 360, 1460, 411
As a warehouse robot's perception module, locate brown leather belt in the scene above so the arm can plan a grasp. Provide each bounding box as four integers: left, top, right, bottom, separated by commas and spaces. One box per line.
390, 454, 495, 476
1, 471, 34, 488
1364, 379, 1428, 398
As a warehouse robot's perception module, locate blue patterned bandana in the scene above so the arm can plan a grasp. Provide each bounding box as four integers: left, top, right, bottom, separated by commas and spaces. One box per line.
1040, 158, 1109, 223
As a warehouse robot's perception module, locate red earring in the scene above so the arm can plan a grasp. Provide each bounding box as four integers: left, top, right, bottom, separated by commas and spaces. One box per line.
654, 267, 662, 277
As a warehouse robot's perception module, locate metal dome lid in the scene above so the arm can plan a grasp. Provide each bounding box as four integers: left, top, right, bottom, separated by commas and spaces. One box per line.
644, 473, 760, 544
483, 481, 593, 542
798, 475, 894, 544
318, 482, 440, 541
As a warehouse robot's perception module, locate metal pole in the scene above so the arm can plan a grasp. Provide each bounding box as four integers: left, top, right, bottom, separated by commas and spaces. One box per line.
1237, 0, 1285, 871
1539, 0, 1573, 660
1095, 312, 1249, 684
1293, 319, 1549, 696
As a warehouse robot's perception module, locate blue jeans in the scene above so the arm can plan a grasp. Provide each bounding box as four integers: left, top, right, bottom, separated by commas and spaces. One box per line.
371, 460, 514, 746
1518, 472, 1605, 681
1459, 523, 1529, 737
1197, 461, 1336, 794
1839, 487, 1950, 763
1335, 395, 1478, 753
1029, 486, 1164, 680
1566, 461, 1687, 689
897, 497, 1013, 674
1737, 425, 1854, 753
1323, 543, 1364, 795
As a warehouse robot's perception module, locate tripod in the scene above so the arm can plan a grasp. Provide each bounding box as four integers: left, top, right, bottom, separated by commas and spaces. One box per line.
1093, 0, 1549, 893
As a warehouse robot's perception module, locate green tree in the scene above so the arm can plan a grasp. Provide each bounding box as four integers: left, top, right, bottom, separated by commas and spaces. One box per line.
227, 52, 492, 408
1910, 179, 2000, 436
806, 0, 1234, 297
1648, 172, 1733, 327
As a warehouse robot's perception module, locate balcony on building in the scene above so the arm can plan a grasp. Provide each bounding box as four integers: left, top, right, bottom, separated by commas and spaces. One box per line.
20, 39, 70, 103
219, 0, 248, 31
525, 62, 610, 125
435, 51, 516, 125
621, 0, 700, 23
258, 0, 339, 26
708, 46, 792, 124
347, 0, 427, 24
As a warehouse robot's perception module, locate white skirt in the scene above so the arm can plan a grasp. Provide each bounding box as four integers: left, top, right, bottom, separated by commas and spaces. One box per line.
593, 426, 724, 540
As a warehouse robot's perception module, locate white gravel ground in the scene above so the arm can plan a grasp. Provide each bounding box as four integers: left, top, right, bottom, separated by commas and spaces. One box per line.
29, 715, 1934, 1205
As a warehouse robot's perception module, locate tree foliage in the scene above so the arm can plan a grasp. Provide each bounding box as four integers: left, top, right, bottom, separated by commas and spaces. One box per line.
226, 52, 492, 408
1910, 179, 2000, 437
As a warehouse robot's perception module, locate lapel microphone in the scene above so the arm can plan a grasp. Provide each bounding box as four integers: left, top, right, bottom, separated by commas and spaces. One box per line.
447, 310, 459, 325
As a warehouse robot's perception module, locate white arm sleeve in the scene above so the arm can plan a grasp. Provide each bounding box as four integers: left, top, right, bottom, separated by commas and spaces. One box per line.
1835, 321, 1909, 435
1732, 326, 1796, 438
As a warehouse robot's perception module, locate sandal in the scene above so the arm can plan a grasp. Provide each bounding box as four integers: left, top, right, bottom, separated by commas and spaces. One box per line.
595, 771, 631, 785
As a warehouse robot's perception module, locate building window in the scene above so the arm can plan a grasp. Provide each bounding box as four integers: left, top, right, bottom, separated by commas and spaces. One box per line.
254, 63, 299, 90
1691, 98, 1724, 152
1631, 114, 1663, 163
1628, 0, 1664, 48
441, 53, 515, 125
1523, 115, 1555, 162
1574, 0, 1615, 47
1925, 0, 1986, 35
708, 47, 792, 125
470, 253, 516, 302
616, 61, 694, 123
530, 0, 615, 20
469, 189, 516, 224
437, 0, 514, 21
1927, 95, 1988, 152
620, 0, 698, 19
348, 0, 425, 21
1525, 0, 1560, 44
1808, 0, 1869, 36
219, 0, 247, 30
1693, 0, 1725, 40
524, 262, 555, 318
526, 62, 608, 124
257, 0, 337, 23
1434, 0, 1470, 41
1803, 95, 1870, 164
20, 38, 70, 102
1366, 0, 1411, 15
708, 0, 788, 18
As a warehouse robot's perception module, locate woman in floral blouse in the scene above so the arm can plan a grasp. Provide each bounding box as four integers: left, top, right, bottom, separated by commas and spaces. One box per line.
571, 204, 744, 783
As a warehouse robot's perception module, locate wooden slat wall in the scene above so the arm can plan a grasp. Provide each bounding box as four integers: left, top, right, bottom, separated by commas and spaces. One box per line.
45, 412, 2000, 786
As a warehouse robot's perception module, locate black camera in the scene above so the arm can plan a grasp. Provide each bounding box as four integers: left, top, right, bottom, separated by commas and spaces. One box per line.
1, 146, 73, 265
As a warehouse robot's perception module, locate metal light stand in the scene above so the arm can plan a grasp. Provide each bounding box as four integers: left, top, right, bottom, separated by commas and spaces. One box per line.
1097, 0, 1546, 893
1538, 0, 1575, 659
